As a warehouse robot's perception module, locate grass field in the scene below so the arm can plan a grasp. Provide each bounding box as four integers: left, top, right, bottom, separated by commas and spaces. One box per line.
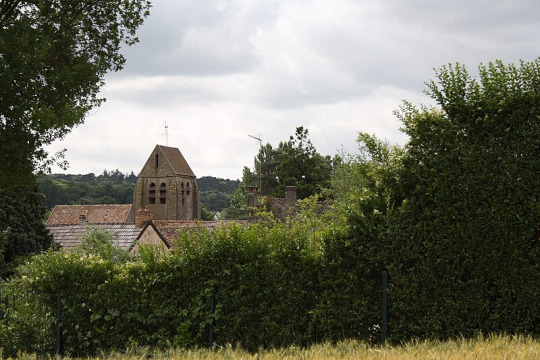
8, 334, 540, 359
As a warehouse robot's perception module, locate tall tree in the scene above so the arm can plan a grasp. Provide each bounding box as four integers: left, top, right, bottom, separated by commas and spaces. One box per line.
0, 0, 151, 187
0, 184, 52, 276
243, 127, 335, 199
243, 143, 281, 197
0, 0, 150, 274
276, 127, 334, 199
330, 59, 540, 341
221, 182, 249, 220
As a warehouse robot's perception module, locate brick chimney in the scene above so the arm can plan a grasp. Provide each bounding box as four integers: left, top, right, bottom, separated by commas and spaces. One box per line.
135, 207, 153, 228
285, 186, 297, 206
246, 186, 258, 208
79, 214, 87, 225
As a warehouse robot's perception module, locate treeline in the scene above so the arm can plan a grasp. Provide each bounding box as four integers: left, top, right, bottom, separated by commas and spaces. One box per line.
38, 170, 138, 209
197, 176, 240, 212
38, 172, 239, 212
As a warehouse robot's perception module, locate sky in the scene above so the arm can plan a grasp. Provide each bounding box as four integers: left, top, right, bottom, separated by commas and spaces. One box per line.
45, 0, 540, 180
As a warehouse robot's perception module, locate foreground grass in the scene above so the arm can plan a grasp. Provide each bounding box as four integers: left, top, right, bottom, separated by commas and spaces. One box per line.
9, 334, 540, 359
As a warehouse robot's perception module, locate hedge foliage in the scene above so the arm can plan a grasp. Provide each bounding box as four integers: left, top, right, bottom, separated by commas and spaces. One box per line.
385, 60, 540, 340
0, 199, 384, 357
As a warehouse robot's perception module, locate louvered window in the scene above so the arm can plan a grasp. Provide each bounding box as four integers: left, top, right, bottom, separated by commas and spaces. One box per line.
159, 183, 166, 204
149, 183, 156, 204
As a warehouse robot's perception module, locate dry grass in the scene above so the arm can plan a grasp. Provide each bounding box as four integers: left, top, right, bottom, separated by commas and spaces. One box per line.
9, 334, 540, 360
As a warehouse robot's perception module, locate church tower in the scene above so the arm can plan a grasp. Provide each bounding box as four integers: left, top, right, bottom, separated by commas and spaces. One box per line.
132, 145, 201, 220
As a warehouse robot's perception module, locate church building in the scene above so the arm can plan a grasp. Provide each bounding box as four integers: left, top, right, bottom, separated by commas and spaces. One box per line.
46, 144, 209, 252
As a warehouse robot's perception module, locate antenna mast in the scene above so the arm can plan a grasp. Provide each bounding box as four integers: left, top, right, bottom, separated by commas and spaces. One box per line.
248, 134, 263, 194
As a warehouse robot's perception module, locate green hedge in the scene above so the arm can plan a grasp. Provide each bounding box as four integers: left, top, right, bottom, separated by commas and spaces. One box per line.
0, 210, 383, 357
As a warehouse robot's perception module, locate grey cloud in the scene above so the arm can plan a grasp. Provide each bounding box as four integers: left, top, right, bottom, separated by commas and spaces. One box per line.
111, 0, 540, 113
102, 78, 226, 107
117, 0, 276, 77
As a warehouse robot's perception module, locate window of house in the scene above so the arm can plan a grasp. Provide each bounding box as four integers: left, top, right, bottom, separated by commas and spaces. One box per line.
186, 182, 191, 196
149, 183, 156, 204
155, 154, 159, 169
159, 182, 166, 204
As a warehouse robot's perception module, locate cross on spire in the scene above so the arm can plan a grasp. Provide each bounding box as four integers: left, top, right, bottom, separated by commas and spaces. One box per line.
163, 121, 170, 146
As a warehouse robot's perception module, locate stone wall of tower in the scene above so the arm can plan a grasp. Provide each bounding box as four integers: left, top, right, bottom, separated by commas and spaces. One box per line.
132, 146, 201, 221
133, 176, 199, 220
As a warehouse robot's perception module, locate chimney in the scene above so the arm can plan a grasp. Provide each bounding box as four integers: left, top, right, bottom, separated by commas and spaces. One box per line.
285, 186, 297, 206
79, 214, 87, 225
135, 207, 153, 228
246, 186, 258, 208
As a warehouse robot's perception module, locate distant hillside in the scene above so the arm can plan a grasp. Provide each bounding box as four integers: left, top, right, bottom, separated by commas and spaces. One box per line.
38, 172, 240, 212
197, 176, 241, 212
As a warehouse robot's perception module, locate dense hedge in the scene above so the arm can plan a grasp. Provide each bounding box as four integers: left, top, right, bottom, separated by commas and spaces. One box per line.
0, 208, 383, 357
384, 60, 540, 340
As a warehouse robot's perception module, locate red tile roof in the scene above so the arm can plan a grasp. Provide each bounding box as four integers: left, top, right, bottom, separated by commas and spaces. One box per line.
46, 204, 133, 225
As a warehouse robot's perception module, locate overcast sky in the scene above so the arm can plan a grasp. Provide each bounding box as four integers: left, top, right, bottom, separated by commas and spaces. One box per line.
46, 0, 540, 180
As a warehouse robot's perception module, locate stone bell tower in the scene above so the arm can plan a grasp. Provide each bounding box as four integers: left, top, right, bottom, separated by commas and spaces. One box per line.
132, 145, 201, 220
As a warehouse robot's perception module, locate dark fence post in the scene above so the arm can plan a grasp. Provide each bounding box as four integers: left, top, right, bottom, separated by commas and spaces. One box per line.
0, 292, 6, 326
208, 293, 216, 349
382, 271, 388, 345
56, 295, 64, 356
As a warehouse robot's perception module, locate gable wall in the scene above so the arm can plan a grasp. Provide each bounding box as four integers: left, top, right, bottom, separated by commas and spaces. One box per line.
131, 224, 167, 254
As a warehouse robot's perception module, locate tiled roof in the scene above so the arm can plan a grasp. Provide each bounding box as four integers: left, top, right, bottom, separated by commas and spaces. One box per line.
151, 220, 243, 245
158, 145, 196, 177
46, 204, 133, 225
47, 223, 142, 250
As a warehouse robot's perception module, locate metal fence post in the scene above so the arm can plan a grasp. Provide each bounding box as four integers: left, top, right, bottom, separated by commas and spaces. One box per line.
0, 292, 7, 326
208, 293, 216, 349
56, 295, 64, 356
382, 271, 388, 345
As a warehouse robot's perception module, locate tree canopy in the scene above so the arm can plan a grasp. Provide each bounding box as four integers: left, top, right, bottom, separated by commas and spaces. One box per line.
0, 0, 151, 187
0, 184, 52, 277
0, 0, 150, 275
243, 127, 336, 199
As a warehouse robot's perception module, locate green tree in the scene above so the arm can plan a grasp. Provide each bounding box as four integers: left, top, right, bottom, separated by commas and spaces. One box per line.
221, 182, 249, 220
0, 0, 150, 275
321, 133, 403, 340
200, 205, 214, 221
0, 0, 151, 187
244, 127, 335, 199
74, 226, 130, 262
0, 183, 52, 276
249, 142, 282, 195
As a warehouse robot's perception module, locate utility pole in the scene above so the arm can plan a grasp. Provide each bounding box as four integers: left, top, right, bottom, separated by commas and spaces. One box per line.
248, 134, 262, 194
